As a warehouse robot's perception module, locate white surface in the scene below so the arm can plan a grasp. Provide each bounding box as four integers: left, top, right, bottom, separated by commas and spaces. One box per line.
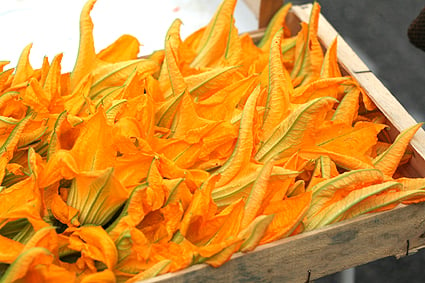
0, 0, 258, 72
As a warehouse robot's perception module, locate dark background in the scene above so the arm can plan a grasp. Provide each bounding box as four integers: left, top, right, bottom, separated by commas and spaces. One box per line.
289, 0, 425, 282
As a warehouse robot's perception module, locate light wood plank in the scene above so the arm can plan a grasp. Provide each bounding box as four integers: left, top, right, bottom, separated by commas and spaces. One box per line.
243, 0, 283, 28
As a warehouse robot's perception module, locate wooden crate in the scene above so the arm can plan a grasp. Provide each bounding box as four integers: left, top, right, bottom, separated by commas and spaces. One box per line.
143, 4, 425, 283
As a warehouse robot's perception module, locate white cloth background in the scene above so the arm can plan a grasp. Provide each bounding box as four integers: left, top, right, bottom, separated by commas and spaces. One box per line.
0, 0, 258, 72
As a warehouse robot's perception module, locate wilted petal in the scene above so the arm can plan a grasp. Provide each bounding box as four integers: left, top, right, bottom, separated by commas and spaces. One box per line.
68, 225, 118, 270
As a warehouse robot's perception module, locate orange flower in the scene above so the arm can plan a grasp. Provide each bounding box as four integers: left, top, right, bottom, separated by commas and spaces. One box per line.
0, 0, 424, 281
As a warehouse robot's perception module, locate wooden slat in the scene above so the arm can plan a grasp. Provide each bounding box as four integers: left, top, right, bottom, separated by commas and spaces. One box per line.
258, 0, 283, 28
243, 0, 283, 28
144, 202, 425, 283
